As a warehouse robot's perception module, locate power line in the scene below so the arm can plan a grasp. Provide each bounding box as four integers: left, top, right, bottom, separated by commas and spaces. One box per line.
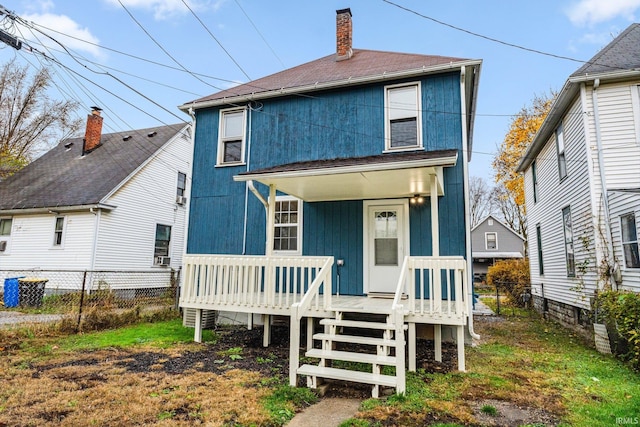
180, 0, 251, 81
233, 0, 285, 69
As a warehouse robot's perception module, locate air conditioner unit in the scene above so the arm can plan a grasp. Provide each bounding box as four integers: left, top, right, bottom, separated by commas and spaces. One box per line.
155, 256, 171, 266
176, 195, 187, 205
0, 241, 6, 252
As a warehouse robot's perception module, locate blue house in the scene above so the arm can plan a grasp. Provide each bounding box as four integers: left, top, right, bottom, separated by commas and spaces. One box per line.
179, 9, 481, 396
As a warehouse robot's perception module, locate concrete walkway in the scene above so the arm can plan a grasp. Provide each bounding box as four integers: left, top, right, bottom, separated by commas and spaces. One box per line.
286, 398, 361, 427
472, 299, 495, 316
0, 310, 65, 327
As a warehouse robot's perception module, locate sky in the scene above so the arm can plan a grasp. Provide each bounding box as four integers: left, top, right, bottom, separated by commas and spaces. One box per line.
1, 0, 640, 180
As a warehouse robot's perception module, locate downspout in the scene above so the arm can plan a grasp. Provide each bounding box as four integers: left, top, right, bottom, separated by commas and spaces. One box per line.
242, 105, 253, 254
592, 79, 619, 290
460, 66, 480, 340
89, 207, 101, 272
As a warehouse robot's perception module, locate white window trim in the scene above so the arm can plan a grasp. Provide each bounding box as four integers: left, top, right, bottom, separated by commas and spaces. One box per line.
272, 195, 303, 255
384, 82, 423, 152
153, 223, 172, 266
562, 206, 575, 277
0, 217, 12, 255
620, 212, 640, 269
556, 123, 568, 180
52, 216, 66, 249
485, 232, 498, 250
216, 107, 247, 167
631, 84, 640, 146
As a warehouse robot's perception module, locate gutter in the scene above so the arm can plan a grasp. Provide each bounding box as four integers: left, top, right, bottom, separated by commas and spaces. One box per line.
0, 203, 116, 216
179, 60, 482, 111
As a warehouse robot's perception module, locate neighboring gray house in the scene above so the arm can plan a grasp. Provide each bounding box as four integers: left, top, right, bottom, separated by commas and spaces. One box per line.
471, 215, 525, 282
517, 24, 640, 329
0, 108, 192, 293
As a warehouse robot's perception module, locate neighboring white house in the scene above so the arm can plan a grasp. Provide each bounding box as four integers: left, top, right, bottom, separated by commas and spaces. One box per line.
471, 215, 525, 282
517, 24, 640, 328
0, 108, 192, 293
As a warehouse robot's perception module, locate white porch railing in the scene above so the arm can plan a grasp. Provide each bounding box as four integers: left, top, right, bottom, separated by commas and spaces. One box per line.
180, 255, 333, 312
394, 256, 469, 322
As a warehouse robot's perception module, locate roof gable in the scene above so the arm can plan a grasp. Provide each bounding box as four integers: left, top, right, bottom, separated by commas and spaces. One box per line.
471, 215, 524, 241
0, 124, 188, 211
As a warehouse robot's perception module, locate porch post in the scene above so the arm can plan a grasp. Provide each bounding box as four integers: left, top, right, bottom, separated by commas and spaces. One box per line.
430, 173, 439, 257
265, 184, 276, 257
434, 324, 442, 362
194, 308, 203, 343
263, 185, 276, 346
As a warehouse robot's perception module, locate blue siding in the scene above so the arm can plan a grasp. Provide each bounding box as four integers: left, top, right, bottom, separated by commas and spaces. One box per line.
187, 71, 468, 296
303, 200, 363, 295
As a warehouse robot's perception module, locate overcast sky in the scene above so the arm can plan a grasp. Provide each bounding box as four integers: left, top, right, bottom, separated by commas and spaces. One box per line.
1, 0, 640, 179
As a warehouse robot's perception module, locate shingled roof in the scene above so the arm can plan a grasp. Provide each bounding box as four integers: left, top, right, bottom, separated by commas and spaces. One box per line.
181, 49, 476, 108
571, 23, 640, 77
0, 123, 188, 211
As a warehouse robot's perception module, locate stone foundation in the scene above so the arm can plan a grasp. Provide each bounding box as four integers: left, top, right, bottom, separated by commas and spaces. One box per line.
532, 295, 593, 340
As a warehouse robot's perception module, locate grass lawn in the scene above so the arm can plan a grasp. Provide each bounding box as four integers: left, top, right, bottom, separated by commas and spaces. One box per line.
0, 312, 638, 426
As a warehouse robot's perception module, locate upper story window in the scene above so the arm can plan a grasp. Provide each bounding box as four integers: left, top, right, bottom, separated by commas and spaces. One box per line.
53, 216, 65, 247
536, 223, 544, 275
562, 206, 575, 277
385, 83, 422, 151
0, 218, 12, 236
217, 108, 246, 166
556, 123, 567, 180
176, 172, 186, 197
485, 232, 497, 250
532, 160, 539, 203
621, 213, 640, 268
273, 197, 302, 254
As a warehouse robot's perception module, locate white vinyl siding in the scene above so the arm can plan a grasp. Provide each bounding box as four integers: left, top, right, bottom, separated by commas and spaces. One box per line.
94, 126, 191, 270
524, 99, 595, 308
609, 191, 640, 291
384, 83, 422, 151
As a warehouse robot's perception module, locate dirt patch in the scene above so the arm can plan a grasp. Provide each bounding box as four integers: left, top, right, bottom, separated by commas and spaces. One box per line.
472, 399, 560, 427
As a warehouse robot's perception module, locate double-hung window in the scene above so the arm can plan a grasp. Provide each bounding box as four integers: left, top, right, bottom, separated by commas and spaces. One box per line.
176, 172, 186, 197
485, 232, 497, 250
53, 216, 65, 247
273, 197, 302, 254
536, 224, 544, 275
154, 224, 172, 263
556, 123, 567, 180
385, 83, 422, 150
217, 108, 246, 165
562, 207, 575, 276
0, 218, 12, 236
621, 213, 640, 268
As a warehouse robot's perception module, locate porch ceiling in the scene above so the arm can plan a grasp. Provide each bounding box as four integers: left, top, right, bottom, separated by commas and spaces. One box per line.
234, 150, 458, 202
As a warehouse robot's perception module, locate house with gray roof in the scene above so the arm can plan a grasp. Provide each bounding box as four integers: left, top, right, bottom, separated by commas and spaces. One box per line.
471, 215, 525, 282
178, 8, 482, 397
0, 109, 191, 290
517, 23, 640, 329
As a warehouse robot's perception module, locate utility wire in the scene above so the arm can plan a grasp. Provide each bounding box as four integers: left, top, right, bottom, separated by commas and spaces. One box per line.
233, 0, 285, 69
180, 0, 251, 80
117, 0, 225, 91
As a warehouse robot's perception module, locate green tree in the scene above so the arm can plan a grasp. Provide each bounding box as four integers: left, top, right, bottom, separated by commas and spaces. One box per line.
0, 58, 81, 179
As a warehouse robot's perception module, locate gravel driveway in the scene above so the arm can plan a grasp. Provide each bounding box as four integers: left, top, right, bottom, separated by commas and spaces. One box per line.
0, 310, 66, 327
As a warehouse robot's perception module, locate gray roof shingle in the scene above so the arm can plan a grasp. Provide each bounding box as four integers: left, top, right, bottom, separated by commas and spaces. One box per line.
571, 23, 640, 77
185, 49, 473, 105
0, 124, 187, 211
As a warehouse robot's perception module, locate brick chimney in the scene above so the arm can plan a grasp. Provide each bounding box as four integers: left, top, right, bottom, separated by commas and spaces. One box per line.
336, 8, 353, 61
83, 106, 103, 155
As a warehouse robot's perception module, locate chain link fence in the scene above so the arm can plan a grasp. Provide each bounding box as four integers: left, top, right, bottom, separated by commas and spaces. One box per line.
474, 280, 533, 316
1, 269, 180, 317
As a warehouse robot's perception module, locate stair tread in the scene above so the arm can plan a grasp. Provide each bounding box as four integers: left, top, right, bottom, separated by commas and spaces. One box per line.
305, 348, 397, 365
320, 319, 409, 330
297, 364, 397, 387
313, 332, 398, 346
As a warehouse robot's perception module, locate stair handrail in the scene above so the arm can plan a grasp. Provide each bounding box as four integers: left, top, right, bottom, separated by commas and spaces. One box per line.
392, 255, 410, 310
290, 256, 334, 320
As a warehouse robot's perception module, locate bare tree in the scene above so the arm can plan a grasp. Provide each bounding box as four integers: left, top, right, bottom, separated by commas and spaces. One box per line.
469, 176, 496, 228
0, 58, 82, 179
492, 183, 527, 253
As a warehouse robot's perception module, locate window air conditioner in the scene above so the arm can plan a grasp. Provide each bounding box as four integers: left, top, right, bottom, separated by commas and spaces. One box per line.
176, 195, 187, 205
155, 256, 171, 266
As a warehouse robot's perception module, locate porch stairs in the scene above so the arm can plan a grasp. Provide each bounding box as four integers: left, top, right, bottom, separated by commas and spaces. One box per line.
296, 308, 407, 398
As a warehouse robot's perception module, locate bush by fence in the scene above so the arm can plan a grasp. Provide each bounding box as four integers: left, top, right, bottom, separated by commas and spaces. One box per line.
1, 269, 180, 327
486, 259, 531, 308
594, 290, 640, 371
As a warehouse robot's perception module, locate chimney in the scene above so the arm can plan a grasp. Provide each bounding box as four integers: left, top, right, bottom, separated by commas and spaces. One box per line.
83, 106, 103, 155
336, 8, 353, 61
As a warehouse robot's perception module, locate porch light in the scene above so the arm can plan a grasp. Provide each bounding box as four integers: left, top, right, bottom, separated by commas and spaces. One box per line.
410, 194, 424, 205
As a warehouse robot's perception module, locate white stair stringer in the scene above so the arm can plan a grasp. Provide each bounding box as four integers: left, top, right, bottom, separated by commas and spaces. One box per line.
296, 310, 406, 398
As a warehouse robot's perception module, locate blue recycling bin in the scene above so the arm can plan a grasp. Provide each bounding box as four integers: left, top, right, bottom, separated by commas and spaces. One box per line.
3, 277, 22, 308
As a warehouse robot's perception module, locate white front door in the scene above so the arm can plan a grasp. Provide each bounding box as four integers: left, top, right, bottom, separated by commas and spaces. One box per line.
364, 201, 409, 294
